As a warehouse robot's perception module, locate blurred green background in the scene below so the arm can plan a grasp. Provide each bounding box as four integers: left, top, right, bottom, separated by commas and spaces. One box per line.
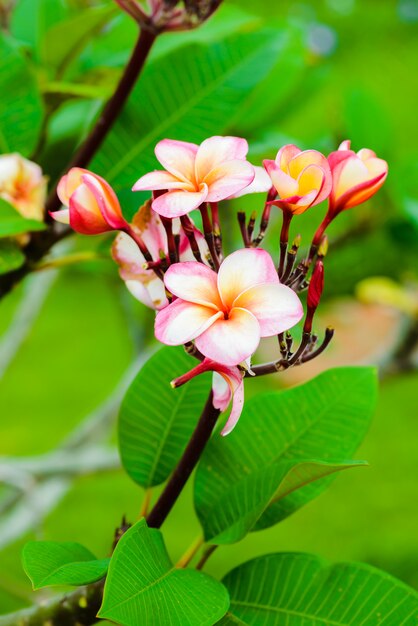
0, 0, 417, 616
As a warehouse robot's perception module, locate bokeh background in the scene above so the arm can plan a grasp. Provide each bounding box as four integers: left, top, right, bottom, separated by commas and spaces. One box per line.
1, 0, 417, 616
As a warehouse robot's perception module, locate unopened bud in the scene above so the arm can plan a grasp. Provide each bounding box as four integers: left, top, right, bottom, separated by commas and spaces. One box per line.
307, 260, 324, 310
317, 235, 329, 258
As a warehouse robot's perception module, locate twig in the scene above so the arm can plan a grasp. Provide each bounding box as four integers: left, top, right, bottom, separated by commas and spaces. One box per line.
146, 391, 219, 528
0, 28, 156, 301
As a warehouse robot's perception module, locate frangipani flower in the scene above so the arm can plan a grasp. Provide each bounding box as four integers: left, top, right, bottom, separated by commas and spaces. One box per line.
0, 153, 47, 221
328, 140, 388, 214
263, 144, 332, 214
155, 248, 303, 366
113, 201, 208, 309
172, 358, 244, 436
133, 136, 262, 218
51, 168, 128, 235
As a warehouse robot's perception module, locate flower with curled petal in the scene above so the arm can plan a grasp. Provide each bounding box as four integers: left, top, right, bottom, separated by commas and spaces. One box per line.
51, 168, 128, 235
328, 140, 388, 215
133, 136, 269, 218
172, 358, 244, 436
263, 144, 332, 214
155, 248, 303, 366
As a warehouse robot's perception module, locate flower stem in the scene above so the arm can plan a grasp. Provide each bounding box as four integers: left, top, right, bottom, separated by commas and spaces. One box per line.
0, 28, 156, 300
175, 535, 204, 568
46, 28, 156, 215
146, 391, 220, 528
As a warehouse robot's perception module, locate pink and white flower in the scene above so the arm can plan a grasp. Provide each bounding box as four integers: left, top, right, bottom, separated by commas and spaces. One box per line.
328, 140, 388, 214
0, 153, 47, 221
133, 136, 264, 218
172, 358, 244, 436
51, 168, 128, 235
155, 248, 303, 366
112, 201, 208, 309
263, 144, 332, 214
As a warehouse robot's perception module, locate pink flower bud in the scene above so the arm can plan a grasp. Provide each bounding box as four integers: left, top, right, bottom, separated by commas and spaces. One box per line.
328, 140, 388, 215
51, 168, 128, 235
0, 153, 47, 221
307, 260, 324, 310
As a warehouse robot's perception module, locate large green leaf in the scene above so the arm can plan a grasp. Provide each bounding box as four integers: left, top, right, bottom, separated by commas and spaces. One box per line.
195, 367, 377, 543
22, 541, 109, 589
219, 553, 418, 625
0, 240, 25, 275
93, 29, 291, 213
0, 34, 44, 155
98, 519, 229, 626
118, 346, 211, 488
0, 199, 45, 238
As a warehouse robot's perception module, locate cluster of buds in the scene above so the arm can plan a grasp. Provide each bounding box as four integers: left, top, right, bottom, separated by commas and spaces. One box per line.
51, 135, 388, 434
114, 0, 222, 33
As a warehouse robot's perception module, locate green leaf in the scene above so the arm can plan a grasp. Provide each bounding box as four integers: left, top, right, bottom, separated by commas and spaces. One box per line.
11, 0, 69, 56
22, 541, 109, 589
0, 199, 46, 238
41, 5, 117, 77
119, 346, 211, 488
0, 34, 44, 155
0, 240, 25, 274
195, 367, 377, 543
219, 553, 418, 625
98, 519, 229, 626
93, 29, 291, 215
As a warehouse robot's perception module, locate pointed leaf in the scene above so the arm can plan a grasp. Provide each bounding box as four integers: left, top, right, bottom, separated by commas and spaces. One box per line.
219, 553, 418, 625
22, 541, 109, 589
118, 346, 211, 488
195, 367, 377, 543
98, 519, 229, 626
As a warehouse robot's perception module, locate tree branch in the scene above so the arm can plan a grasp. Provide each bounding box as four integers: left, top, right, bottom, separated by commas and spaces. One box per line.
0, 27, 156, 301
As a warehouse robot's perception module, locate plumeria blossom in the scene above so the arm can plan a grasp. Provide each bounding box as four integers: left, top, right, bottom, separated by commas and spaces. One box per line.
51, 168, 128, 235
113, 201, 209, 309
328, 140, 388, 214
155, 248, 303, 366
0, 153, 47, 221
172, 358, 244, 436
133, 136, 270, 218
263, 144, 332, 214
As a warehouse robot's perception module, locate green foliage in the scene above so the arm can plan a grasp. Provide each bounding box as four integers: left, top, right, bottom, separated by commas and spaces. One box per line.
119, 347, 211, 488
22, 541, 109, 589
219, 553, 418, 625
195, 367, 377, 543
98, 519, 229, 626
0, 240, 25, 274
93, 29, 293, 214
40, 5, 117, 77
0, 34, 44, 155
0, 200, 45, 238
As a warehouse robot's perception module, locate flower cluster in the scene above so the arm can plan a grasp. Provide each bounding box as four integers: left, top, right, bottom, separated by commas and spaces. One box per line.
51, 136, 387, 434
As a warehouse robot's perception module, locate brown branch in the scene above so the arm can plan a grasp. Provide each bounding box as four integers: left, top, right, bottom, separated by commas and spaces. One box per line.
0, 28, 156, 301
